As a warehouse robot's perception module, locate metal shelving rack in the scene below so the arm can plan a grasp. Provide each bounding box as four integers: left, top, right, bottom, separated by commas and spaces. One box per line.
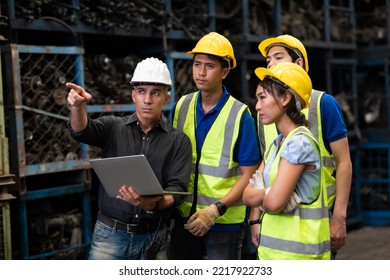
0, 49, 15, 260
2, 43, 92, 259
354, 0, 390, 226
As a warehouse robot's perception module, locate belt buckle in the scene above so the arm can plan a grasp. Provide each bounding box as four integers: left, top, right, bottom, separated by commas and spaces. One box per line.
126, 223, 132, 232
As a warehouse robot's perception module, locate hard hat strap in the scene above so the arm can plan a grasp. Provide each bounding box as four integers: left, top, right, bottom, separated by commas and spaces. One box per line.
222, 57, 231, 69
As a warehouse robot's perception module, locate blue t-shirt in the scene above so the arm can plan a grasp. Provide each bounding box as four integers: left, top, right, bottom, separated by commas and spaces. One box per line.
320, 93, 348, 152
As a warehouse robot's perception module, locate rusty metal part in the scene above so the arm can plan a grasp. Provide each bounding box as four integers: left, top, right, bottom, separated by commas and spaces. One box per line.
22, 75, 44, 94
52, 88, 68, 106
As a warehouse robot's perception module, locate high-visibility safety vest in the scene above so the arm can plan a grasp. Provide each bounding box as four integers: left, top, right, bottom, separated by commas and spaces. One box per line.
258, 90, 336, 209
172, 91, 248, 224
258, 126, 331, 260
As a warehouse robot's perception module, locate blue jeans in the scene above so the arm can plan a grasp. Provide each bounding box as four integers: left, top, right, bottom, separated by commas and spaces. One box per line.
88, 220, 168, 260
169, 217, 244, 260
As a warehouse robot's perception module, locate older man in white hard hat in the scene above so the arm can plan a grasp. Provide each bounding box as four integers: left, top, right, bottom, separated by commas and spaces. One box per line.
66, 57, 192, 260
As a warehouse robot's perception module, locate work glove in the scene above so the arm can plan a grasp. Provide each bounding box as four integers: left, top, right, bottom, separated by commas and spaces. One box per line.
283, 192, 302, 213
249, 170, 264, 189
184, 204, 220, 236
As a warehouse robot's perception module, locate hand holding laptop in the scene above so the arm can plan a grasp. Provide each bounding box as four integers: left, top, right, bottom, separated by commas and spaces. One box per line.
116, 185, 163, 211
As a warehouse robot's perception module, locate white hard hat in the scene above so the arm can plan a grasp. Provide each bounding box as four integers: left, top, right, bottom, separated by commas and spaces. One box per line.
130, 57, 172, 87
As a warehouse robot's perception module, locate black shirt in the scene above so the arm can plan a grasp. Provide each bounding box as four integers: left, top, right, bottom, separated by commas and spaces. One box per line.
68, 113, 192, 224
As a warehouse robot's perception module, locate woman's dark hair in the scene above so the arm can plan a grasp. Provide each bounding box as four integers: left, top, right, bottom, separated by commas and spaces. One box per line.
259, 79, 309, 127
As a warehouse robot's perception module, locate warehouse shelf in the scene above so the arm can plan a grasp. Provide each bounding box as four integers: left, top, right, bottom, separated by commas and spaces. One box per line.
355, 0, 390, 47
354, 143, 390, 226
3, 0, 199, 41
347, 146, 362, 227
0, 44, 15, 260
2, 44, 87, 175
1, 42, 91, 259
7, 19, 172, 39
4, 0, 359, 48
240, 0, 356, 48
356, 61, 390, 140
17, 181, 92, 259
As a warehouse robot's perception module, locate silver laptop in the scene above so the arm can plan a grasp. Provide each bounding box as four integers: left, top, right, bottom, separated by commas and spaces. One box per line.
90, 154, 191, 197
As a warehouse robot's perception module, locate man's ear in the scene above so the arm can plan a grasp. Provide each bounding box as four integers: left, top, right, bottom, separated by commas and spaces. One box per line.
295, 57, 305, 69
164, 92, 171, 105
221, 68, 230, 80
131, 90, 136, 103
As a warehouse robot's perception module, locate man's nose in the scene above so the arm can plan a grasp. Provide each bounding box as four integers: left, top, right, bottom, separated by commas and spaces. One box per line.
198, 65, 206, 76
144, 92, 152, 103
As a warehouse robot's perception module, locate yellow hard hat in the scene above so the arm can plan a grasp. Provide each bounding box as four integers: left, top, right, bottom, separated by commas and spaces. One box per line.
254, 62, 312, 109
258, 34, 309, 72
187, 32, 237, 69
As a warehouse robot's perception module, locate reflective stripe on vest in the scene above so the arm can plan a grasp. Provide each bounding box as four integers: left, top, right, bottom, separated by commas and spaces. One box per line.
303, 90, 336, 209
259, 126, 331, 260
173, 91, 247, 224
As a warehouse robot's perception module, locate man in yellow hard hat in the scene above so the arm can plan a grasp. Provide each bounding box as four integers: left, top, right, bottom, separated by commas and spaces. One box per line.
249, 34, 352, 259
169, 32, 261, 260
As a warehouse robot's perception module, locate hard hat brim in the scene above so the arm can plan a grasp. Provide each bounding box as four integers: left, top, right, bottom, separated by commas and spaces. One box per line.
259, 37, 295, 57
130, 81, 172, 88
254, 67, 273, 81
259, 37, 284, 57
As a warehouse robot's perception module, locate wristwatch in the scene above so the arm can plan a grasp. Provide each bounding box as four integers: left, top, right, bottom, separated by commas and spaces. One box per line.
215, 201, 227, 216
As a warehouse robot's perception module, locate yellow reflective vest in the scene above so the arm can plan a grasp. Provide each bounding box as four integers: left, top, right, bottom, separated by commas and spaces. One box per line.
258, 126, 331, 260
172, 91, 247, 224
258, 90, 336, 210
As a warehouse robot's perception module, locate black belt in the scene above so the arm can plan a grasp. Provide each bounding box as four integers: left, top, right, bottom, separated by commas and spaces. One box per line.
97, 212, 158, 234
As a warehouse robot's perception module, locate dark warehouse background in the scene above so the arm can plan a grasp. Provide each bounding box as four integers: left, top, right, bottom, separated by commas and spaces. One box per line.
0, 0, 390, 260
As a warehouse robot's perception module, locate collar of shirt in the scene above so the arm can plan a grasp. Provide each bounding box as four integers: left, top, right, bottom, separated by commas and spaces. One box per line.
125, 112, 169, 134
196, 85, 229, 124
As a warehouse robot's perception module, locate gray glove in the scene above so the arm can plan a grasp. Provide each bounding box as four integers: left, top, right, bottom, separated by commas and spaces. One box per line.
249, 170, 264, 189
283, 192, 302, 213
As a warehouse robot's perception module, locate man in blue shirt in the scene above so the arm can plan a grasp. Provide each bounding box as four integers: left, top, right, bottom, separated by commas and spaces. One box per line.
168, 32, 261, 260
